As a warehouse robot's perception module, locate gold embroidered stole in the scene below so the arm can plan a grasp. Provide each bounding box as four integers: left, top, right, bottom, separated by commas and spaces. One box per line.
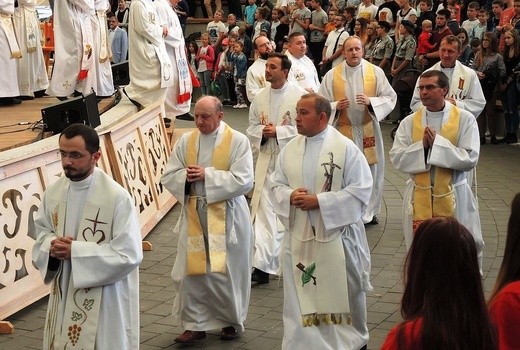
0, 12, 22, 58
96, 10, 110, 63
411, 107, 460, 231
185, 125, 233, 275
44, 170, 118, 349
332, 62, 377, 165
284, 130, 351, 327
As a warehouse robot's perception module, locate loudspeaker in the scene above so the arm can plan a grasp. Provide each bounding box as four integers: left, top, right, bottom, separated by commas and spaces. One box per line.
112, 60, 130, 86
41, 92, 100, 134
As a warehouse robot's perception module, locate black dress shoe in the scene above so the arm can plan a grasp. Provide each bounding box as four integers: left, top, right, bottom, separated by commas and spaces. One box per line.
18, 95, 35, 101
220, 326, 238, 340
176, 112, 195, 121
365, 216, 379, 225
0, 97, 22, 106
251, 268, 270, 284
34, 90, 47, 98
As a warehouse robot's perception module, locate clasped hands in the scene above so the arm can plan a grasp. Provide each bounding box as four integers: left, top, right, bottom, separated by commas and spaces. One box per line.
50, 236, 73, 260
423, 126, 436, 149
290, 188, 319, 211
262, 123, 276, 138
336, 94, 370, 110
186, 165, 205, 182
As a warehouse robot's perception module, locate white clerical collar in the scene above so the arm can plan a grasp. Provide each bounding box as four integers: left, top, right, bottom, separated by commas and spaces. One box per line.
271, 81, 289, 92
306, 127, 328, 143
425, 103, 447, 118
69, 171, 94, 190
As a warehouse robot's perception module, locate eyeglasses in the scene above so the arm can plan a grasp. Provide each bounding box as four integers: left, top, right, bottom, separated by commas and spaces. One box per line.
417, 84, 442, 91
59, 150, 89, 160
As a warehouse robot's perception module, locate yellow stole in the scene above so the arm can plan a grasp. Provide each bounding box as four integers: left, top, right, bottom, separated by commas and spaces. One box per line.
185, 125, 233, 275
411, 107, 460, 231
332, 62, 377, 165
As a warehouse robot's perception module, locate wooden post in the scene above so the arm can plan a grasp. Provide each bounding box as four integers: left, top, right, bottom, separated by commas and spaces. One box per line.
0, 321, 14, 334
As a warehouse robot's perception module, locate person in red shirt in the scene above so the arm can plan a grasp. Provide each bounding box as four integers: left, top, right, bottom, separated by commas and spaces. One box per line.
381, 217, 497, 350
489, 192, 520, 350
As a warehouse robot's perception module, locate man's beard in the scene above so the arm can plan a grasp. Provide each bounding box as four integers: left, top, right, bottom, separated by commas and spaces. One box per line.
260, 52, 269, 60
63, 167, 91, 181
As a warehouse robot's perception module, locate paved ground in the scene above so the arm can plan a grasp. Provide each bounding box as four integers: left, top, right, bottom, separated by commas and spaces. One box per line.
2, 106, 519, 350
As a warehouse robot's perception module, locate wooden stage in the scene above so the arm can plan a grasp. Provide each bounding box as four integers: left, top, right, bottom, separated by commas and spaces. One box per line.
0, 94, 116, 152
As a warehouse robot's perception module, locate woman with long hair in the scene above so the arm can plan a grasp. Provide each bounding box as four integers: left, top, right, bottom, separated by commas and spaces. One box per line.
364, 20, 379, 60
500, 29, 520, 144
354, 17, 369, 45
455, 27, 472, 66
381, 217, 497, 350
472, 32, 506, 144
489, 193, 520, 349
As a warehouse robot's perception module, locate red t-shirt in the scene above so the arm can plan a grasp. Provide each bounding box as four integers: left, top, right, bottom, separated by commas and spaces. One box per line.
489, 280, 520, 350
381, 318, 423, 350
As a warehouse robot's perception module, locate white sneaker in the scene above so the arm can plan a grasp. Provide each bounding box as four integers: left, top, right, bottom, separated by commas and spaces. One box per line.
234, 103, 247, 109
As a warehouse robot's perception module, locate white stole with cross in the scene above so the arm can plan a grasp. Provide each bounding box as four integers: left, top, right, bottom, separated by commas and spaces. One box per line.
44, 169, 118, 349
283, 129, 351, 326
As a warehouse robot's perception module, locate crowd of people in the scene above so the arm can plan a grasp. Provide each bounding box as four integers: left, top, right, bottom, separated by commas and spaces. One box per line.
181, 0, 520, 145
9, 0, 519, 348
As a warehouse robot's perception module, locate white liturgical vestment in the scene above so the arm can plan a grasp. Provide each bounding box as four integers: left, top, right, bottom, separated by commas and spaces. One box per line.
286, 51, 320, 92
246, 57, 270, 102
319, 59, 397, 223
0, 0, 21, 98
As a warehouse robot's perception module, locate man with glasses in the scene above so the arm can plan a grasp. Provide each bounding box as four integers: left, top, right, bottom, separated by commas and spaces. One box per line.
411, 35, 485, 118
33, 124, 143, 349
390, 70, 484, 272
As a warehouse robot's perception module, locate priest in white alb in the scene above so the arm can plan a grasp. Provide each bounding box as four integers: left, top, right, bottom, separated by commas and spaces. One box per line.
271, 93, 373, 350
161, 96, 254, 346
0, 0, 21, 105
13, 0, 49, 98
124, 0, 173, 108
246, 34, 272, 102
33, 124, 142, 349
389, 70, 484, 271
154, 0, 192, 121
410, 35, 485, 118
91, 0, 114, 97
286, 32, 320, 92
46, 0, 96, 98
319, 36, 397, 225
247, 52, 307, 284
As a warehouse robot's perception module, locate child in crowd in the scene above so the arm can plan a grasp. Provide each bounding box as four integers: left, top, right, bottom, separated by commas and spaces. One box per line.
224, 36, 238, 106
417, 20, 437, 70
206, 10, 227, 48
274, 14, 290, 51
237, 26, 253, 58
462, 2, 480, 37
187, 41, 200, 96
215, 38, 231, 104
468, 37, 481, 67
271, 8, 282, 41
227, 13, 240, 37
471, 9, 490, 40
491, 0, 504, 32
231, 41, 248, 108
244, 0, 257, 38
447, 0, 460, 23
415, 0, 436, 37
196, 33, 215, 96
252, 6, 271, 41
